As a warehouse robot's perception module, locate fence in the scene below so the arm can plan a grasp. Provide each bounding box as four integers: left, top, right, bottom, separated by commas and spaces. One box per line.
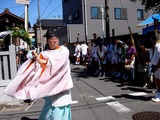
0, 44, 18, 103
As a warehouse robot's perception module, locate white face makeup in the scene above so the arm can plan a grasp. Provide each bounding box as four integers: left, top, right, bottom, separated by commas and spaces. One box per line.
47, 36, 59, 50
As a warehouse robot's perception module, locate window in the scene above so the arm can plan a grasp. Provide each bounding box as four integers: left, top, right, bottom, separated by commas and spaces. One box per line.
114, 8, 127, 20
91, 7, 102, 19
137, 9, 144, 20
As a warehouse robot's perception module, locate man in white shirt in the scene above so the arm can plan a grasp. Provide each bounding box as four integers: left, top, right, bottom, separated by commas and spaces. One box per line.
74, 42, 81, 64
80, 42, 88, 65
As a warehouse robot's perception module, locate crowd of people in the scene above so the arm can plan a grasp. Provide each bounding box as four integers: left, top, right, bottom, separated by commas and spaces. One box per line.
73, 35, 160, 103
73, 37, 136, 82
89, 38, 136, 83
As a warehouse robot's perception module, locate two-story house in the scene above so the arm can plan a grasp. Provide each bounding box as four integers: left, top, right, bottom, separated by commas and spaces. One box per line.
58, 0, 152, 44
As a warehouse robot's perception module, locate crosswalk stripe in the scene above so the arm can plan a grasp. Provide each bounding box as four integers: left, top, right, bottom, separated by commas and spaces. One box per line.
71, 100, 78, 104
106, 101, 132, 114
96, 96, 116, 101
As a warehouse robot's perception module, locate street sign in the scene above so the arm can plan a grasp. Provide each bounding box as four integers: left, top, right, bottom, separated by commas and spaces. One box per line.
16, 0, 30, 5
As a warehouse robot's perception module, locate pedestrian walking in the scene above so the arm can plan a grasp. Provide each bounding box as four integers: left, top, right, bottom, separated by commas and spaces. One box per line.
4, 28, 73, 120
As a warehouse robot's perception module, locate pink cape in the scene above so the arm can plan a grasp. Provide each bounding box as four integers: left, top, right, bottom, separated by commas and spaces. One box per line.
4, 46, 73, 100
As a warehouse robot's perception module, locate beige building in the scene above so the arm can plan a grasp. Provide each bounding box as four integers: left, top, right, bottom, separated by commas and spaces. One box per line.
60, 0, 153, 43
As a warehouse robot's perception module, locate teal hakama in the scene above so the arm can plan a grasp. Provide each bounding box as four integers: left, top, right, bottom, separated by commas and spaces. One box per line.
39, 97, 71, 120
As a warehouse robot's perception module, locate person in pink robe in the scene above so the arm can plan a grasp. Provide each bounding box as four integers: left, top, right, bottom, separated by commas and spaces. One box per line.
5, 28, 73, 120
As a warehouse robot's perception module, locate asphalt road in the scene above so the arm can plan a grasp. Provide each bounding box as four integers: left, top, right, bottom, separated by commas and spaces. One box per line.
0, 64, 160, 120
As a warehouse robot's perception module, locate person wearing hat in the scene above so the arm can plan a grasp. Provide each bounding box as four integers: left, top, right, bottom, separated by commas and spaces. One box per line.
4, 28, 73, 120
35, 28, 73, 120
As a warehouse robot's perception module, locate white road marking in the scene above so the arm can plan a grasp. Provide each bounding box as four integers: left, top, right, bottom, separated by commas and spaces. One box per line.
107, 101, 132, 114
129, 92, 148, 96
96, 96, 116, 101
71, 100, 78, 104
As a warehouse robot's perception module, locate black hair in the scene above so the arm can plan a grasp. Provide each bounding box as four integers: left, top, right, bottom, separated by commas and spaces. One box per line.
43, 28, 58, 40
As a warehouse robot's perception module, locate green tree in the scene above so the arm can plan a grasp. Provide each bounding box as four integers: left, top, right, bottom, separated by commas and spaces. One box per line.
130, 0, 160, 13
7, 25, 31, 46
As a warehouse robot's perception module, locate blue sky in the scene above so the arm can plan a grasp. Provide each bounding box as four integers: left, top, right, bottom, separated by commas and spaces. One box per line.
0, 0, 62, 27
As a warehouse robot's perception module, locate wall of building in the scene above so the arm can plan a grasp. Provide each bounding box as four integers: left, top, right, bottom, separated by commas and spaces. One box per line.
67, 24, 85, 43
62, 0, 153, 43
108, 0, 150, 36
85, 0, 106, 39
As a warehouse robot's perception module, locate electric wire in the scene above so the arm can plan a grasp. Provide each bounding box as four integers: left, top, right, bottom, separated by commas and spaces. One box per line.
40, 0, 53, 18
45, 3, 62, 18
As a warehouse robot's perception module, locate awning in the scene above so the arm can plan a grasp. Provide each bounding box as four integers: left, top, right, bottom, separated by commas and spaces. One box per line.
137, 14, 160, 27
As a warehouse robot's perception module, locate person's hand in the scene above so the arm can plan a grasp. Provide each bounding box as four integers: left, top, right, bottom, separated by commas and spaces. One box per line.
32, 51, 47, 64
32, 51, 38, 60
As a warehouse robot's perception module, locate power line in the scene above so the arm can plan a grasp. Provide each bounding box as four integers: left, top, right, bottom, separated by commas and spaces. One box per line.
45, 3, 62, 18
40, 0, 53, 17
0, 6, 22, 9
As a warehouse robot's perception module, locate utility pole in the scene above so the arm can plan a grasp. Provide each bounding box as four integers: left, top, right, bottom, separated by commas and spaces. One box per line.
100, 5, 105, 44
24, 4, 28, 32
83, 0, 88, 44
16, 0, 29, 49
37, 0, 43, 51
104, 0, 110, 38
16, 0, 29, 32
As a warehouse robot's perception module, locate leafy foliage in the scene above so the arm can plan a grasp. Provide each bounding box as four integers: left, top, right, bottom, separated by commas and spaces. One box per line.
130, 0, 160, 13
6, 25, 31, 46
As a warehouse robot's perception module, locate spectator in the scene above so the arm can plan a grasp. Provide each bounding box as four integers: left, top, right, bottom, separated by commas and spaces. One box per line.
80, 42, 88, 66
74, 42, 81, 65
90, 41, 99, 75
115, 40, 126, 79
96, 38, 107, 77
143, 38, 156, 89
150, 36, 160, 102
124, 39, 136, 82
110, 39, 118, 77
106, 38, 113, 75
